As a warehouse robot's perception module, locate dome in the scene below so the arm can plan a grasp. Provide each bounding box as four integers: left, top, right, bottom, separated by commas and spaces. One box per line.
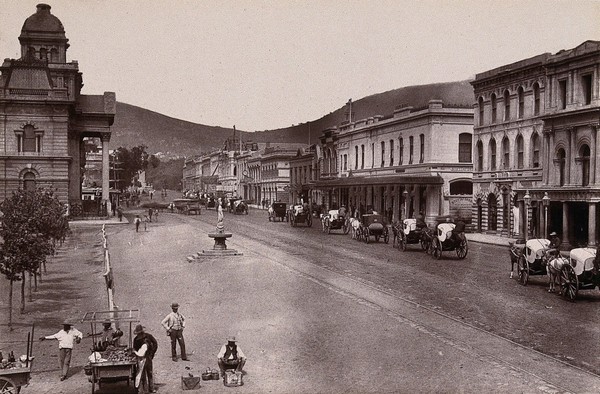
20, 4, 65, 37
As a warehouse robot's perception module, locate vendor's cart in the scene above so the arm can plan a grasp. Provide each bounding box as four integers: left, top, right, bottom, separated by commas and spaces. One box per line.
82, 309, 140, 394
0, 325, 35, 394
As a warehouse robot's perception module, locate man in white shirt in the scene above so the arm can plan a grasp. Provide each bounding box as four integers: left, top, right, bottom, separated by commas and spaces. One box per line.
217, 336, 246, 376
39, 321, 83, 381
160, 302, 187, 361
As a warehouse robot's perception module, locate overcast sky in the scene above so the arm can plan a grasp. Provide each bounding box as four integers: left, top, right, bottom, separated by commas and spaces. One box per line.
1, 0, 599, 131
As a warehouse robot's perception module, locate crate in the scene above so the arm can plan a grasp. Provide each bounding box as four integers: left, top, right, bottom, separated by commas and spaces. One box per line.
181, 375, 201, 390
223, 370, 243, 387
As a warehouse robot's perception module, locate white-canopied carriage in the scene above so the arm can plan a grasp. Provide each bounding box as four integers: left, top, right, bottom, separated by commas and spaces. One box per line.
557, 247, 600, 301
289, 204, 312, 227
514, 238, 551, 286
321, 209, 349, 234
398, 218, 432, 252
430, 222, 468, 260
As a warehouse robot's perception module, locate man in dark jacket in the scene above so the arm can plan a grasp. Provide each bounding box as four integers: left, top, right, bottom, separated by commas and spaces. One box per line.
133, 324, 158, 393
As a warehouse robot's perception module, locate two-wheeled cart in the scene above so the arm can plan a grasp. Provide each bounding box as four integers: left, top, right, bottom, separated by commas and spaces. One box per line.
0, 325, 35, 393
81, 309, 140, 394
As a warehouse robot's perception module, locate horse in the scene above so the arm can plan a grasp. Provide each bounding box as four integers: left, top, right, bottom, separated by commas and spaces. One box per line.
348, 217, 361, 239
546, 253, 568, 293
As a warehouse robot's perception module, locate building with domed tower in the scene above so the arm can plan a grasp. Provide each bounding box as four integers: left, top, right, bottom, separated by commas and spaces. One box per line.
0, 4, 115, 215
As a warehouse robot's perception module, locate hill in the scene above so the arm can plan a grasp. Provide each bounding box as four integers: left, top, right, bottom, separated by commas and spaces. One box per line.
108, 80, 474, 158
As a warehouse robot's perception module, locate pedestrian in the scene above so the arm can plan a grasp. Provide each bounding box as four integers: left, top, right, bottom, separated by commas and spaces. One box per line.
161, 302, 187, 361
143, 214, 149, 231
148, 208, 153, 222
133, 324, 158, 394
134, 214, 142, 232
117, 207, 123, 222
153, 208, 159, 222
39, 321, 83, 381
217, 336, 246, 376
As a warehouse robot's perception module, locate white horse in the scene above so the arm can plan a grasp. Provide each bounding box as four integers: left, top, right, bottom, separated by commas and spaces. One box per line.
546, 254, 568, 293
348, 217, 361, 239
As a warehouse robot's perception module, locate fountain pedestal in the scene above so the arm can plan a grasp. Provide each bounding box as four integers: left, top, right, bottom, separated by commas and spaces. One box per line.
195, 232, 242, 257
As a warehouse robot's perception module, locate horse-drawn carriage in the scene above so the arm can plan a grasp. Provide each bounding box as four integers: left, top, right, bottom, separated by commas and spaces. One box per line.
554, 247, 600, 301
430, 222, 468, 259
321, 210, 349, 234
398, 218, 431, 252
229, 199, 248, 215
289, 205, 312, 227
356, 214, 389, 244
512, 238, 551, 285
269, 202, 288, 222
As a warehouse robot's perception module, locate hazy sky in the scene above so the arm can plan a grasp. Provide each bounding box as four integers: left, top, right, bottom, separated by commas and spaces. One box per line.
1, 0, 599, 131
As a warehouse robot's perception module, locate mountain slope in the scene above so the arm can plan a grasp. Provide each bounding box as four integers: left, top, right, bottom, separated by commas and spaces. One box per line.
108, 80, 474, 158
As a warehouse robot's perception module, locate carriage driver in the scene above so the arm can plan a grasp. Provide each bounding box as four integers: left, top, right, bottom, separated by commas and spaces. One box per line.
451, 219, 466, 243
546, 231, 562, 258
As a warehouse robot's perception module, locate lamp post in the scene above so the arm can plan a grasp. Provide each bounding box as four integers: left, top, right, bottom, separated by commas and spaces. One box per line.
542, 192, 550, 239
524, 190, 531, 241
403, 190, 409, 220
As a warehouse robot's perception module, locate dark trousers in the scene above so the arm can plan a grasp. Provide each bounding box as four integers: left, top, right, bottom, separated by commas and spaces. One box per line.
218, 358, 245, 373
169, 329, 186, 359
58, 348, 72, 378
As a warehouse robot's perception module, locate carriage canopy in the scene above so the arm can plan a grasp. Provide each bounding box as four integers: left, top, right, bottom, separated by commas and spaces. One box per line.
569, 247, 596, 276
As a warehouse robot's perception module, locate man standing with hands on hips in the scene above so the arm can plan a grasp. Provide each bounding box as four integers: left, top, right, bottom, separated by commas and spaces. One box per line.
161, 302, 187, 361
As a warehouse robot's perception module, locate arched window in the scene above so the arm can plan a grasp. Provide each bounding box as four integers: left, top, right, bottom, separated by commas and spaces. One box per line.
361, 145, 365, 169
409, 136, 414, 164
502, 137, 510, 170
389, 139, 394, 166
23, 172, 36, 191
354, 146, 358, 170
503, 90, 511, 121
517, 87, 525, 119
491, 93, 497, 123
478, 96, 484, 126
516, 134, 524, 169
458, 133, 472, 163
399, 138, 404, 165
476, 140, 483, 172
531, 133, 540, 167
556, 149, 566, 186
419, 134, 425, 163
381, 141, 385, 167
233, 165, 237, 176
39, 48, 47, 60
580, 144, 591, 186
533, 83, 540, 115
489, 138, 497, 171
449, 180, 473, 195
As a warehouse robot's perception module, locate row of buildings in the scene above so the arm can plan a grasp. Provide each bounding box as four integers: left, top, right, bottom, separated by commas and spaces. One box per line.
185, 40, 600, 248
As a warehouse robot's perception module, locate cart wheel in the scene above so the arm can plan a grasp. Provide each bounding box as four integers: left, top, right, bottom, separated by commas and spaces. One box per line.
456, 238, 468, 259
401, 236, 407, 251
0, 377, 19, 394
517, 255, 529, 286
560, 265, 578, 302
432, 239, 442, 260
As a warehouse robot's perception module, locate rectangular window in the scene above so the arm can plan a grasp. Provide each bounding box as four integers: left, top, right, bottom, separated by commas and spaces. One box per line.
371, 143, 375, 168
559, 79, 567, 109
458, 134, 472, 163
582, 74, 593, 105
361, 145, 365, 169
17, 127, 41, 153
409, 136, 414, 164
355, 146, 358, 170
381, 141, 385, 167
399, 138, 403, 165
389, 139, 394, 166
419, 134, 424, 163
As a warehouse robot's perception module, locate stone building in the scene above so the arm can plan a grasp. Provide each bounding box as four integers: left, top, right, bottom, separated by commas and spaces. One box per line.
0, 4, 115, 214
314, 99, 474, 226
472, 40, 600, 247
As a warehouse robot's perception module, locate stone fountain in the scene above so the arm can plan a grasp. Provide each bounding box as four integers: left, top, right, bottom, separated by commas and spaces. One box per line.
193, 199, 242, 259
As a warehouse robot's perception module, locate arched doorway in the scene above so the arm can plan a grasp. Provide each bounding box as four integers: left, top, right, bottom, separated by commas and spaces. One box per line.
477, 198, 483, 232
488, 194, 498, 231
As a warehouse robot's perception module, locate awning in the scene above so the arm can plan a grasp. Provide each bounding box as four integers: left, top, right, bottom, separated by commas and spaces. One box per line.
313, 174, 444, 188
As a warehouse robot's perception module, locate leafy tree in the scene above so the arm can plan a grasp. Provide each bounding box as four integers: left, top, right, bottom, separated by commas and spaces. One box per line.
0, 189, 70, 329
113, 145, 150, 190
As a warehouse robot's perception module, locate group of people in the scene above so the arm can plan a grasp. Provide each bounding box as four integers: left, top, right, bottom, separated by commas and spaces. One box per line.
39, 302, 247, 393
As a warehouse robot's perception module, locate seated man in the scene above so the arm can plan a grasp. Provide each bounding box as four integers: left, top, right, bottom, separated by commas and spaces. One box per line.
546, 231, 561, 258
217, 336, 246, 376
415, 215, 427, 232
338, 205, 347, 218
452, 220, 466, 243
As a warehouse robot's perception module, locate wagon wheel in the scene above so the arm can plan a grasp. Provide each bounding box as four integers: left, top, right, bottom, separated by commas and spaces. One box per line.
307, 215, 312, 227
0, 377, 20, 394
401, 234, 407, 251
432, 238, 442, 260
560, 265, 578, 302
456, 237, 468, 259
383, 228, 389, 244
517, 255, 529, 286
421, 237, 429, 253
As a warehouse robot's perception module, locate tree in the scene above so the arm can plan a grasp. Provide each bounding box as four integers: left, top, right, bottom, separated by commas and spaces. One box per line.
114, 145, 150, 190
0, 189, 70, 328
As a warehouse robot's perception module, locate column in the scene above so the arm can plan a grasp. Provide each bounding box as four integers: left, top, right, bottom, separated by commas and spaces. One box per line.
595, 125, 600, 185
589, 202, 596, 247
425, 185, 440, 227
101, 133, 111, 214
562, 202, 570, 248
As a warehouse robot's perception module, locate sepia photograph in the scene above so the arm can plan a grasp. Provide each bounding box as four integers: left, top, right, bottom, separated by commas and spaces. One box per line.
0, 0, 600, 393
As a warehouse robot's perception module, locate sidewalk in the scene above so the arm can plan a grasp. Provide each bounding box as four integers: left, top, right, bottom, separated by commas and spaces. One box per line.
466, 232, 516, 246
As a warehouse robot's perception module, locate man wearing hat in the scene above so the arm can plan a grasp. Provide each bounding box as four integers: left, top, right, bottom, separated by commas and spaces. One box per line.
217, 336, 246, 376
133, 324, 158, 393
161, 302, 187, 361
548, 231, 562, 257
39, 321, 83, 381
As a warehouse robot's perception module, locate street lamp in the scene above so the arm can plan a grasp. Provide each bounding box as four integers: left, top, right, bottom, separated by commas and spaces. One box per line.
524, 190, 531, 241
403, 189, 409, 220
542, 192, 550, 239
